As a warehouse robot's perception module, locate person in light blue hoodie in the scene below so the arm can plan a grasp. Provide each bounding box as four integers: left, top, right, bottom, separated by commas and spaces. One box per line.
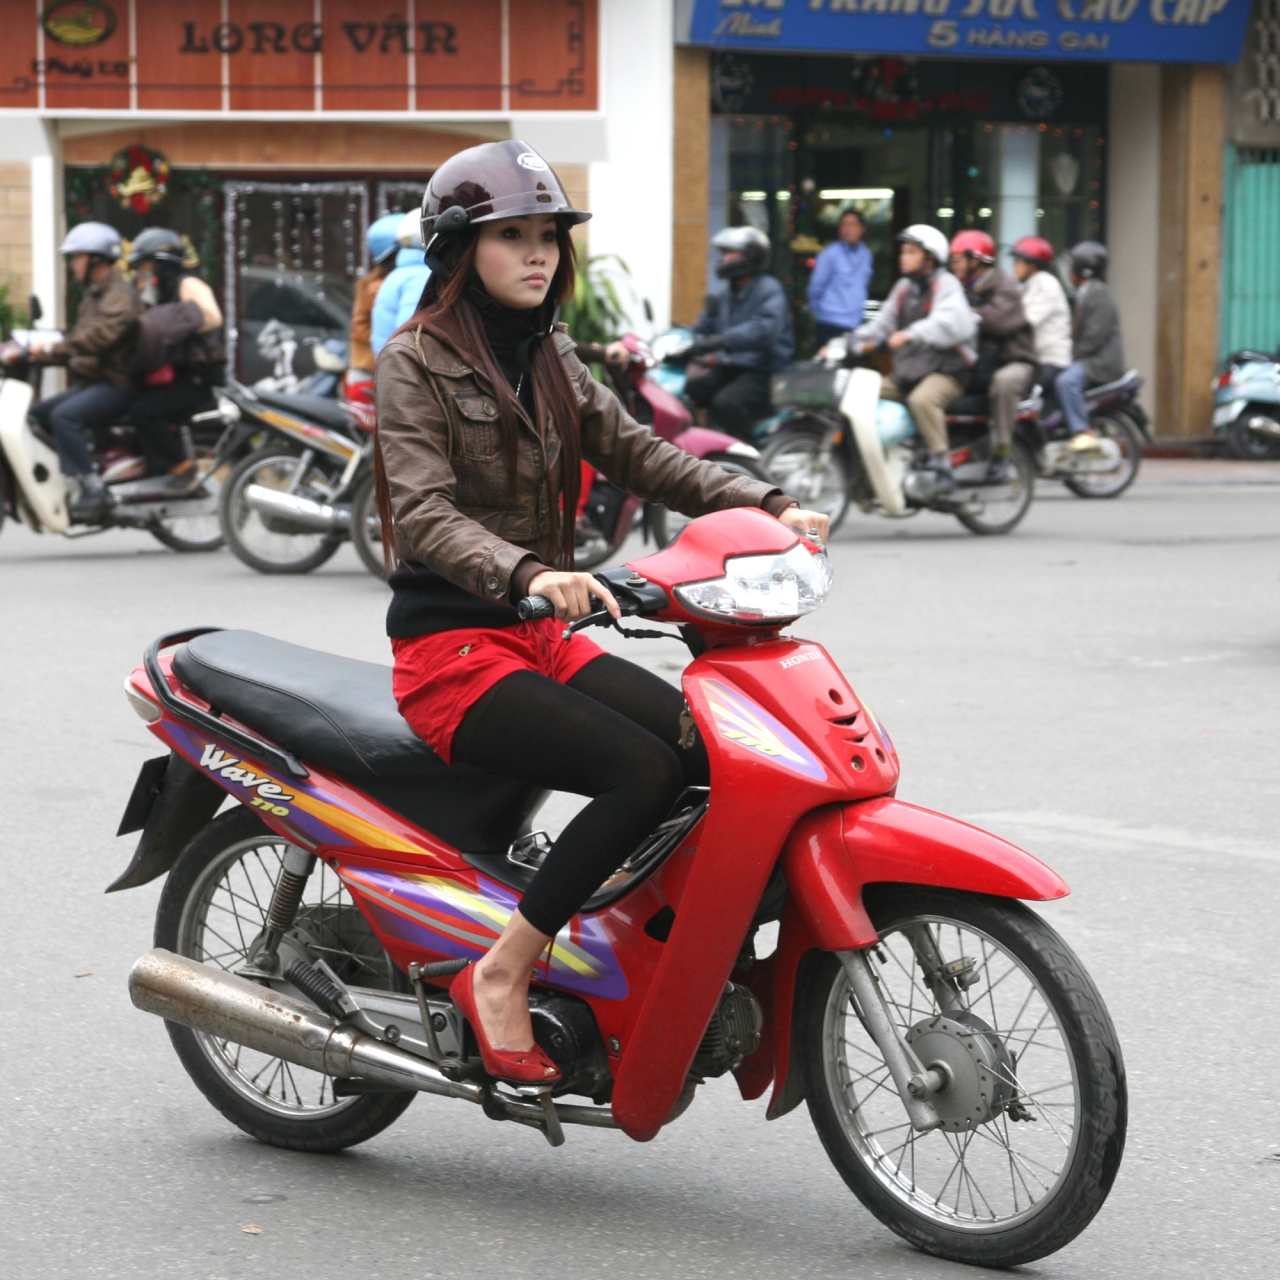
807, 208, 873, 350
371, 211, 431, 356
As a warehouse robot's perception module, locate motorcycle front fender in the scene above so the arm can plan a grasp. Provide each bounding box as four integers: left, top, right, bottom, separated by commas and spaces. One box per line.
672, 424, 753, 459
760, 798, 1069, 1116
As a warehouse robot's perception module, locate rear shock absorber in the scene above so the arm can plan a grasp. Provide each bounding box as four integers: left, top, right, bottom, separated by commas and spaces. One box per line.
253, 844, 317, 974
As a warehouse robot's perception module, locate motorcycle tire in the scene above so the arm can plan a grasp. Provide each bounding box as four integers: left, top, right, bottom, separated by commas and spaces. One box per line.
1063, 413, 1142, 499
1225, 412, 1280, 461
350, 469, 388, 580
953, 440, 1035, 536
220, 446, 344, 575
155, 807, 415, 1153
758, 432, 851, 533
650, 454, 776, 548
800, 885, 1125, 1268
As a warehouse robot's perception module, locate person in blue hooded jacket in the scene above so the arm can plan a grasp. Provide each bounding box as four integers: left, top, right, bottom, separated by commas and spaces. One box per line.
371, 211, 432, 356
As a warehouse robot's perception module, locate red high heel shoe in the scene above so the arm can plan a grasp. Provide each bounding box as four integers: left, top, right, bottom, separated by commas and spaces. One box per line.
450, 963, 560, 1084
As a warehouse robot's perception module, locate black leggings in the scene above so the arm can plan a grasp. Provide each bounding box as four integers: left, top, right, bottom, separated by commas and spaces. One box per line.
450, 654, 707, 937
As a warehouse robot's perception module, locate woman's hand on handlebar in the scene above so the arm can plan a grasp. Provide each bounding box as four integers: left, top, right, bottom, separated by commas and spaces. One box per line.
778, 505, 830, 546
527, 571, 621, 624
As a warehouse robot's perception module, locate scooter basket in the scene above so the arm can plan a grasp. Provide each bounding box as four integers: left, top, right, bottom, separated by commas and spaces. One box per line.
771, 365, 843, 410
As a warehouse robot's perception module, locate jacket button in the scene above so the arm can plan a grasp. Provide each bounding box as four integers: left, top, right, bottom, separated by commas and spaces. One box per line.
483, 404, 494, 415
486, 577, 500, 592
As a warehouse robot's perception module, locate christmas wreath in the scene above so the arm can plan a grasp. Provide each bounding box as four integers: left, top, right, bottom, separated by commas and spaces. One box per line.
108, 145, 170, 214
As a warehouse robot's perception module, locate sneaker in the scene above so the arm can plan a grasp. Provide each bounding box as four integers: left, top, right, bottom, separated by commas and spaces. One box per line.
1067, 430, 1101, 453
983, 455, 1011, 486
67, 476, 111, 524
930, 457, 957, 494
163, 468, 206, 496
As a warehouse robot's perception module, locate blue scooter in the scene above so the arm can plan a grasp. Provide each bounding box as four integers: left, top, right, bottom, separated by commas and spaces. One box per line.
1212, 349, 1280, 460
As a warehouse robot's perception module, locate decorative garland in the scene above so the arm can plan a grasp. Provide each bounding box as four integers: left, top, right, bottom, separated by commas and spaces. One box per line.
108, 145, 170, 214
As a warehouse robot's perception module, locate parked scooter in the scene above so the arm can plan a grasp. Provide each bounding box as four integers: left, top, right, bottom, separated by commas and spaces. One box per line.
1211, 348, 1280, 459
216, 376, 383, 576
763, 358, 1037, 536
0, 332, 235, 553
115, 507, 1125, 1268
575, 333, 769, 569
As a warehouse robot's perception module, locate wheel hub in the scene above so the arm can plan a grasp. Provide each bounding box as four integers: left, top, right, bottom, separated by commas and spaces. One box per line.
906, 1012, 1015, 1131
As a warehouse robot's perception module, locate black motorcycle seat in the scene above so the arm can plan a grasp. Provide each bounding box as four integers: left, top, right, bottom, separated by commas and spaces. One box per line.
172, 630, 542, 855
947, 393, 989, 416
253, 389, 357, 435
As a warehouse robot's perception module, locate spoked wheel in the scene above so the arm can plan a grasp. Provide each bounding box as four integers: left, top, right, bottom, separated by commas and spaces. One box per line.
350, 470, 387, 580
953, 440, 1035, 536
220, 446, 345, 574
155, 808, 414, 1151
759, 432, 851, 532
148, 450, 227, 552
801, 887, 1125, 1267
1225, 412, 1280, 460
650, 453, 778, 547
1063, 413, 1142, 499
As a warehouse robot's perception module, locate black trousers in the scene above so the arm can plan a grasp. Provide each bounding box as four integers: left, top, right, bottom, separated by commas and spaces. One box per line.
30, 383, 136, 476
812, 321, 848, 350
685, 365, 773, 442
451, 654, 707, 937
127, 378, 217, 472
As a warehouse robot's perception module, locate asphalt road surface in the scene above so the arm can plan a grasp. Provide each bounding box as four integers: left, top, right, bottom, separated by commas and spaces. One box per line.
2, 467, 1278, 1279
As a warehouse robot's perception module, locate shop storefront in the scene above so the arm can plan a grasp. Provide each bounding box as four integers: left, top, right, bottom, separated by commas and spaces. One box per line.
673, 0, 1257, 433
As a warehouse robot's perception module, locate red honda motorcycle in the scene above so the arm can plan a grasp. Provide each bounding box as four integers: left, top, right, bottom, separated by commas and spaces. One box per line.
116, 507, 1124, 1267
575, 334, 768, 568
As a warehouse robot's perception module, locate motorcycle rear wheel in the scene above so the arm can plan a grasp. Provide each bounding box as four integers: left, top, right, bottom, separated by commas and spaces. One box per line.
155, 808, 415, 1152
800, 886, 1125, 1267
1063, 413, 1142, 499
1225, 412, 1280, 460
759, 432, 851, 532
650, 453, 776, 546
220, 446, 344, 574
953, 440, 1035, 535
350, 470, 387, 580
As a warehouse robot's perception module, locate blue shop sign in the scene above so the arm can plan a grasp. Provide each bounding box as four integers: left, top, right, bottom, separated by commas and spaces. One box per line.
682, 0, 1252, 64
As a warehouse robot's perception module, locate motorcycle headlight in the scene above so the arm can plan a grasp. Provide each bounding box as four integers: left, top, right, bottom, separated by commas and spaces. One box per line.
675, 543, 833, 624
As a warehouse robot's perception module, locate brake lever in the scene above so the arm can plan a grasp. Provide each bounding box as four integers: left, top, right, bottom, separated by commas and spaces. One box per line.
561, 609, 614, 640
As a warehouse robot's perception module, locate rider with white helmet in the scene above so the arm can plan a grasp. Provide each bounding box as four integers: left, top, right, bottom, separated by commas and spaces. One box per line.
847, 224, 978, 491
686, 224, 795, 441
371, 210, 432, 357
28, 221, 142, 521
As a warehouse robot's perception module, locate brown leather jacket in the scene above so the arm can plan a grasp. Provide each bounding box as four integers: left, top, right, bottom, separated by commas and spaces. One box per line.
375, 322, 782, 604
50, 267, 141, 387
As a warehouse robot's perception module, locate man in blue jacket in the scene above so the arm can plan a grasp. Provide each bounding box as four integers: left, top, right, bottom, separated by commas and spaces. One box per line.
686, 226, 794, 441
807, 209, 873, 349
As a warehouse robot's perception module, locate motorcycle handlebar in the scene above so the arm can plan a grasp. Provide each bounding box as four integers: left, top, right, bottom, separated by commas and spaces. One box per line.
516, 596, 557, 622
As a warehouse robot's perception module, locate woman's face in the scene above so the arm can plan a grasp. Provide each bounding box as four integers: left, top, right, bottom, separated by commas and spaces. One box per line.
473, 214, 560, 309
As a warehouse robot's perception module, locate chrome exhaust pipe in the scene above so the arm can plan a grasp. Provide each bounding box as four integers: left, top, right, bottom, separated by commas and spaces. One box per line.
128, 949, 483, 1103
243, 484, 350, 532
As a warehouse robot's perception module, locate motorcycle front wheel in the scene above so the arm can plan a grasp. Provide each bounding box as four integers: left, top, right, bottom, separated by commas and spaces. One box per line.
759, 432, 851, 532
800, 886, 1125, 1267
220, 446, 345, 574
1063, 413, 1142, 499
155, 807, 415, 1152
954, 440, 1035, 536
649, 453, 775, 547
350, 470, 387, 580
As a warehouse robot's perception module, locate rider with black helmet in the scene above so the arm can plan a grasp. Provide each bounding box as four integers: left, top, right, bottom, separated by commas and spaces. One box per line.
27, 222, 141, 521
685, 225, 794, 441
124, 228, 226, 490
373, 139, 825, 1086
1058, 241, 1125, 451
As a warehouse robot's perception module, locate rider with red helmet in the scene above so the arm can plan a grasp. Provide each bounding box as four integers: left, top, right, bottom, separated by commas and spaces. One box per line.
1011, 235, 1071, 390
373, 139, 825, 1085
950, 230, 1037, 484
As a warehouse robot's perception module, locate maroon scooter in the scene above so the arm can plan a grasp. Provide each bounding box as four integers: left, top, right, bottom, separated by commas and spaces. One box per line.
575, 334, 768, 568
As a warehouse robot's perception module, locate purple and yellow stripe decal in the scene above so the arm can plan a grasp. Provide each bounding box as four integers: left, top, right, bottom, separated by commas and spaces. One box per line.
698, 677, 827, 781
340, 867, 628, 1001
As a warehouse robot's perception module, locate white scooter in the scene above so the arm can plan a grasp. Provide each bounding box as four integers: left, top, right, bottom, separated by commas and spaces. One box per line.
0, 327, 239, 553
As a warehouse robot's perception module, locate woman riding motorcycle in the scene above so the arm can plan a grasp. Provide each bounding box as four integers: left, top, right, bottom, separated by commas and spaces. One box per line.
373, 140, 826, 1084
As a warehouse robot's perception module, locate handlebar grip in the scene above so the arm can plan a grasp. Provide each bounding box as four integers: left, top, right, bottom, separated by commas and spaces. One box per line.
516, 595, 556, 622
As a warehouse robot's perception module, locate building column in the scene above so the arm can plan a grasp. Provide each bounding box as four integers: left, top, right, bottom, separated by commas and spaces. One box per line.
1157, 64, 1225, 438
671, 46, 710, 326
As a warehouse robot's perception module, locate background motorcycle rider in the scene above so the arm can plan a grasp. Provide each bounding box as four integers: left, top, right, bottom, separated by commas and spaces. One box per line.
950, 230, 1038, 485
1011, 236, 1072, 395
847, 224, 977, 492
685, 225, 794, 442
374, 140, 824, 1082
28, 222, 141, 521
348, 213, 403, 385
807, 208, 873, 351
124, 227, 226, 492
1059, 241, 1126, 452
371, 211, 432, 357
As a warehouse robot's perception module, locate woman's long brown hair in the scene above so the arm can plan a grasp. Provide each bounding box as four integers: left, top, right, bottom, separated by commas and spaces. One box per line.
373, 222, 582, 578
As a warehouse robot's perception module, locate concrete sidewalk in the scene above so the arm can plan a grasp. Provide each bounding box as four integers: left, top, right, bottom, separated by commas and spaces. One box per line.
1135, 457, 1280, 485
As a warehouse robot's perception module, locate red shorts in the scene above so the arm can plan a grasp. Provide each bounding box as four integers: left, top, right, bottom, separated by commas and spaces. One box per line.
392, 620, 606, 764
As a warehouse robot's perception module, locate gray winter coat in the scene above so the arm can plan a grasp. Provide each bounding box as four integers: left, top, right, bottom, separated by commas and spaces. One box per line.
1072, 280, 1125, 384
696, 274, 795, 372
852, 269, 977, 388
